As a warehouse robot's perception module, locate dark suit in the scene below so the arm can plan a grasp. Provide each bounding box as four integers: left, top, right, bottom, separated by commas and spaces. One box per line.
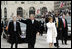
39, 21, 44, 36
19, 19, 40, 48
54, 17, 62, 47
1, 21, 4, 36
8, 21, 21, 48
61, 18, 68, 44
4, 21, 8, 35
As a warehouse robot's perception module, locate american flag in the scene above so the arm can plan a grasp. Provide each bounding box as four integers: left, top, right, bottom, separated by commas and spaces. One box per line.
37, 9, 40, 14
60, 1, 64, 8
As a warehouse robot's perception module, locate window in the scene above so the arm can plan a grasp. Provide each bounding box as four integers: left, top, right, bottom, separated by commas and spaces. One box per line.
29, 7, 35, 16
4, 7, 7, 20
17, 7, 23, 17
40, 1, 43, 4
21, 2, 25, 4
41, 7, 47, 15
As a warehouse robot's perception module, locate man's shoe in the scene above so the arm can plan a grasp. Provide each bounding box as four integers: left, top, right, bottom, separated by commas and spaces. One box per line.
65, 43, 68, 45
54, 45, 59, 48
62, 43, 64, 45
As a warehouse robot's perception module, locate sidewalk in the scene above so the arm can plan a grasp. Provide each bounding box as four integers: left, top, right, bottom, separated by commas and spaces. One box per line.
1, 34, 71, 48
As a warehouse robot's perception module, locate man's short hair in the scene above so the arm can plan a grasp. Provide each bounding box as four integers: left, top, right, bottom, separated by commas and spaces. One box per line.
29, 14, 35, 17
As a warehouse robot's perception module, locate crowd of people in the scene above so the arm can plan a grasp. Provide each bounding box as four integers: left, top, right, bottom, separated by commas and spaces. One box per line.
43, 11, 69, 48
1, 10, 70, 48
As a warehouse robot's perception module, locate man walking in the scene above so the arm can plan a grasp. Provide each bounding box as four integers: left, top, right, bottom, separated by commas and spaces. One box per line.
18, 14, 40, 48
8, 16, 21, 48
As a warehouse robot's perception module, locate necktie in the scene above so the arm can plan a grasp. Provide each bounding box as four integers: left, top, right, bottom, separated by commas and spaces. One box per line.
32, 20, 34, 24
56, 19, 58, 28
14, 22, 16, 31
64, 19, 66, 28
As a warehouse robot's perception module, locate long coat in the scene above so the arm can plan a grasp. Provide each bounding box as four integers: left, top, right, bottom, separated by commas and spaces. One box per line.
53, 17, 62, 39
8, 21, 21, 43
1, 21, 4, 35
19, 19, 40, 44
46, 22, 57, 43
61, 18, 68, 39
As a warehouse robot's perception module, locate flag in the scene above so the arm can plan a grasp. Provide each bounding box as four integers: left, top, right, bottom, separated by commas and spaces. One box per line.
37, 9, 40, 14
60, 2, 64, 8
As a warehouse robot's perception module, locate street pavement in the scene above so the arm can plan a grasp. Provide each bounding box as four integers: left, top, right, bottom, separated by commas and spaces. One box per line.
1, 34, 71, 48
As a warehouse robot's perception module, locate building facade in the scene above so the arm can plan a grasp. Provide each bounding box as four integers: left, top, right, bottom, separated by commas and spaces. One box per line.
1, 1, 54, 19
54, 1, 71, 11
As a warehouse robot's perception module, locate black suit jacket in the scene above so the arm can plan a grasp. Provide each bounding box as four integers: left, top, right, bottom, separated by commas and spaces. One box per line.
54, 17, 62, 29
8, 21, 21, 37
1, 21, 4, 35
19, 19, 40, 43
61, 18, 68, 33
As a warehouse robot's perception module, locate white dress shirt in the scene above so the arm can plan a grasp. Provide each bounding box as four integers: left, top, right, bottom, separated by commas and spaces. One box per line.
62, 18, 65, 22
14, 21, 16, 31
32, 20, 34, 24
55, 17, 58, 22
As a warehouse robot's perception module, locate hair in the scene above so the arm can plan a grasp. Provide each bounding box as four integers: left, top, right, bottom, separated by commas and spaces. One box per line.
29, 14, 35, 17
48, 16, 53, 22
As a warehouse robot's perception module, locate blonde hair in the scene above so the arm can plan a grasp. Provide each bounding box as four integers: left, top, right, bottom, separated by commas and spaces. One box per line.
48, 16, 53, 22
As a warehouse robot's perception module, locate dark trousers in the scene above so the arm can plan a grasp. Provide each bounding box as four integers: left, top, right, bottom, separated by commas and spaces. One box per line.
28, 38, 36, 48
61, 29, 68, 44
62, 37, 67, 44
1, 29, 3, 36
54, 36, 59, 47
1, 31, 2, 36
28, 43, 35, 48
40, 26, 44, 36
11, 31, 19, 48
11, 41, 18, 48
54, 29, 59, 47
40, 29, 43, 36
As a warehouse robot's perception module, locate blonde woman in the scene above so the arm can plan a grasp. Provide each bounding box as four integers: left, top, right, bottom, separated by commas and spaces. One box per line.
46, 17, 57, 48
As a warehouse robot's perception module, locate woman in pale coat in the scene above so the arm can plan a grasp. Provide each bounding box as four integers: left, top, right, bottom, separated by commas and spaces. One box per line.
46, 17, 57, 48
